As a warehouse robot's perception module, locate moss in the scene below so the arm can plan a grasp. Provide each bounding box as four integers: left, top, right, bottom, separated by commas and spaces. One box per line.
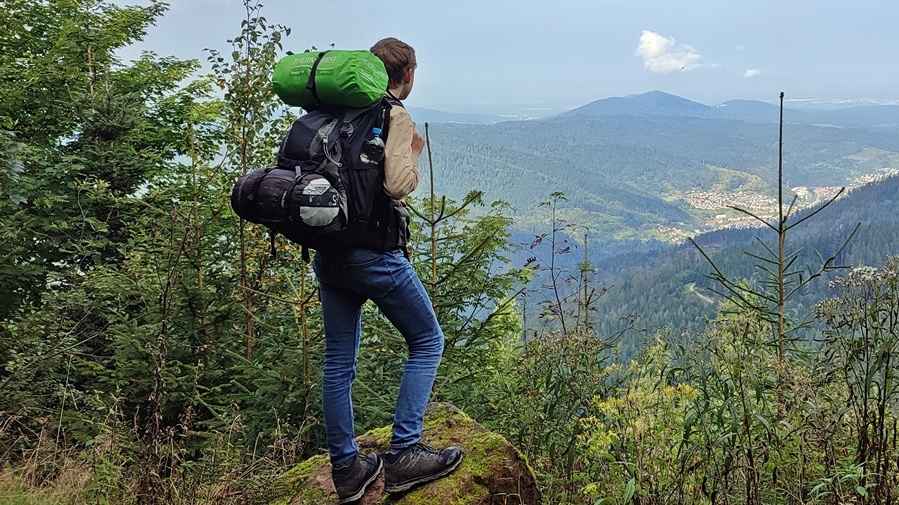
269, 454, 330, 505
387, 404, 522, 504
270, 403, 541, 505
280, 454, 329, 483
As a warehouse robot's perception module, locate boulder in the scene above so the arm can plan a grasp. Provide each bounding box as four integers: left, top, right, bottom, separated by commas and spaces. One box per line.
269, 403, 541, 504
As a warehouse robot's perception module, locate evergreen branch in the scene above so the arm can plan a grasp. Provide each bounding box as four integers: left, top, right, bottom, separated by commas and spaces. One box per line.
755, 237, 779, 261
237, 284, 311, 304
692, 237, 763, 309
437, 234, 495, 285
783, 252, 802, 272
744, 251, 778, 266
783, 193, 799, 224
729, 206, 778, 232
785, 187, 846, 231
782, 222, 859, 300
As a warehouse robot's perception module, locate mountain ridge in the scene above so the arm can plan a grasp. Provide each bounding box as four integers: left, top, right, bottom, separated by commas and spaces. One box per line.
412, 91, 899, 128
560, 90, 899, 127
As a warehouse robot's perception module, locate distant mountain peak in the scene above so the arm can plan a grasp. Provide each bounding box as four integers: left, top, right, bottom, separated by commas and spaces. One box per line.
636, 89, 687, 99
630, 91, 710, 110
559, 92, 862, 125
562, 90, 714, 118
625, 89, 675, 98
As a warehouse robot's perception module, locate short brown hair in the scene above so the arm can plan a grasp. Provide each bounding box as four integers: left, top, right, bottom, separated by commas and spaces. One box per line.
370, 37, 417, 88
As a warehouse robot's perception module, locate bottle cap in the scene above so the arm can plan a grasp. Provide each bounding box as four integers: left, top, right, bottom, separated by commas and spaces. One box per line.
372, 127, 382, 135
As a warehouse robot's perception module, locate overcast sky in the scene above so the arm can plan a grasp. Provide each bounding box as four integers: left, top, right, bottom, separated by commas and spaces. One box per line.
121, 0, 899, 115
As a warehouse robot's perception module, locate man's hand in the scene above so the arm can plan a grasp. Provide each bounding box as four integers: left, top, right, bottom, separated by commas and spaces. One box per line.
411, 122, 425, 157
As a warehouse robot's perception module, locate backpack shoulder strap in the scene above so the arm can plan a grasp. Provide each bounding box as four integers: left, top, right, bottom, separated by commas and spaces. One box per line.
385, 90, 404, 108
342, 96, 397, 140
380, 95, 402, 140
385, 97, 403, 109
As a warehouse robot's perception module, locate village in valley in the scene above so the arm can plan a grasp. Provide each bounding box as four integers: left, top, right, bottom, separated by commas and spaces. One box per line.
656, 168, 899, 243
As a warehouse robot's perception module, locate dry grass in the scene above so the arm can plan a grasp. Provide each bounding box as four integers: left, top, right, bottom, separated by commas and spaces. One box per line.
0, 407, 306, 505
0, 409, 131, 505
0, 460, 91, 505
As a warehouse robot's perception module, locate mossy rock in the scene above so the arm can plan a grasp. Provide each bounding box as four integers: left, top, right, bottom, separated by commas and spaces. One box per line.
269, 403, 541, 504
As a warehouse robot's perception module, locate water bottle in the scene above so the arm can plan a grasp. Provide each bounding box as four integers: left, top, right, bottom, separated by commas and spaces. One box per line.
359, 127, 385, 165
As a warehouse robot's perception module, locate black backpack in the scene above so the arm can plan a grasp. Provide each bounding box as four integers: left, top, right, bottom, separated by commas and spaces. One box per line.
231, 97, 407, 259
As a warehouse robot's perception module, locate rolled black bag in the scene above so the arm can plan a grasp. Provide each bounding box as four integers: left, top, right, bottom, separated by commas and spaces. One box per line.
230, 166, 348, 245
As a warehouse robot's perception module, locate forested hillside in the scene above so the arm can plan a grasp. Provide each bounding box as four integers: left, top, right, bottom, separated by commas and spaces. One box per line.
422, 106, 899, 258
4, 2, 899, 505
592, 173, 899, 353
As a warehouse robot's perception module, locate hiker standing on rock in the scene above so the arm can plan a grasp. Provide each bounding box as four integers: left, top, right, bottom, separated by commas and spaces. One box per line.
314, 37, 464, 503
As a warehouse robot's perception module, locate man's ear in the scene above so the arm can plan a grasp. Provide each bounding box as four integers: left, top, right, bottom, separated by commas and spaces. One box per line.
403, 67, 414, 84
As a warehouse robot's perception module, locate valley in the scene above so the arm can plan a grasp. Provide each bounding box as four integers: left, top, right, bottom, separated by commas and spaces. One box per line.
414, 91, 899, 343
659, 167, 899, 241
420, 91, 899, 258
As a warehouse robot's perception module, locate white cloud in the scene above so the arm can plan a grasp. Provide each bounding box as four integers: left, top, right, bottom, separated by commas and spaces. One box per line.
636, 30, 702, 74
743, 68, 763, 78
734, 45, 746, 51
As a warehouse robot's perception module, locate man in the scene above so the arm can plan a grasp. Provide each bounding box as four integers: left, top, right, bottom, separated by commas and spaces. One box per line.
313, 37, 463, 503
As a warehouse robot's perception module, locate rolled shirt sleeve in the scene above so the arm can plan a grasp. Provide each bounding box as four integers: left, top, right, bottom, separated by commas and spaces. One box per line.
383, 105, 420, 200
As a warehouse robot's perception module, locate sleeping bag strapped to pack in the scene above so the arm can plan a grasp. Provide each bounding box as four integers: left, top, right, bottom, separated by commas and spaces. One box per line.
272, 49, 389, 109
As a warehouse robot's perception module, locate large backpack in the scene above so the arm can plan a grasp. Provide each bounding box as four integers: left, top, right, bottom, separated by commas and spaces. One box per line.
230, 96, 406, 258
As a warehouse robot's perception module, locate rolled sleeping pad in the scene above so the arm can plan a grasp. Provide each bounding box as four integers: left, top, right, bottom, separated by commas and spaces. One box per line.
272, 49, 389, 109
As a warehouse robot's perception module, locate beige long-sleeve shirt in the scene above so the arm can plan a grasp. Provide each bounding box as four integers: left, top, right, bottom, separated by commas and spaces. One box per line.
383, 104, 420, 200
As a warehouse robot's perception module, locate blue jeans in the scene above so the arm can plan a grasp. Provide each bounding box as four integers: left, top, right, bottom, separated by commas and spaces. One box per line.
313, 248, 444, 467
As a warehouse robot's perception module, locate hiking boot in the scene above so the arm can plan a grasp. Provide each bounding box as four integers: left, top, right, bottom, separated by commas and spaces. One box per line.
331, 453, 383, 504
383, 442, 463, 493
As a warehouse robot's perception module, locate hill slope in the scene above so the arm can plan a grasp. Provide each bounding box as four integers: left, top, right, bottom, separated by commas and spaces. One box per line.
592, 174, 899, 351
422, 105, 899, 257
